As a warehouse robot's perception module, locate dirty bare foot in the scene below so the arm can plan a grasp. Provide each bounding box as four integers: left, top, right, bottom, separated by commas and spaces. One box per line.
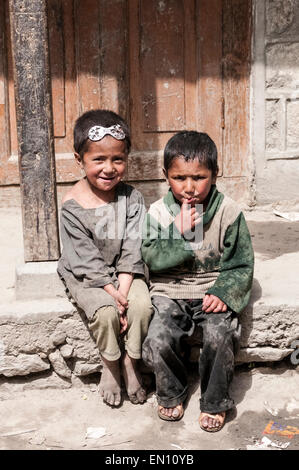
158, 403, 184, 421
99, 356, 122, 407
121, 353, 147, 404
199, 411, 226, 432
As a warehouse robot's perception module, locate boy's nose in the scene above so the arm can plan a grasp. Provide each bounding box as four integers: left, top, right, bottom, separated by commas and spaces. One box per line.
103, 161, 115, 174
185, 179, 195, 193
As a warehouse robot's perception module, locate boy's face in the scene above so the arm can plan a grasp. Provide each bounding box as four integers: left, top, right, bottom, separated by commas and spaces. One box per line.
75, 136, 127, 195
164, 157, 216, 207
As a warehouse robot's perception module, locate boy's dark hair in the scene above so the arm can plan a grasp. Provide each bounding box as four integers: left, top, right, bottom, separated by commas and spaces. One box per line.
164, 131, 218, 177
74, 109, 131, 157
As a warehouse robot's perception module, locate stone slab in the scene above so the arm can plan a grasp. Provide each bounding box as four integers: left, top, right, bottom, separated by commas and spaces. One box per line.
15, 261, 65, 300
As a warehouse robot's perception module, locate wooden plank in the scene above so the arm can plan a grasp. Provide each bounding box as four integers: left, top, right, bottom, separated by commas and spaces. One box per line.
128, 0, 143, 150
140, 0, 185, 132
0, 0, 9, 167
222, 0, 252, 177
9, 0, 60, 261
52, 0, 78, 155
75, 0, 101, 113
98, 0, 129, 121
198, 0, 223, 175
129, 0, 200, 153
47, 0, 66, 137
6, 0, 18, 157
184, 0, 197, 130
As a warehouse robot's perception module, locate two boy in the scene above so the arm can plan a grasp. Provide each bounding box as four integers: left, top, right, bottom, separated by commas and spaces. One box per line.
59, 109, 254, 433
142, 131, 254, 432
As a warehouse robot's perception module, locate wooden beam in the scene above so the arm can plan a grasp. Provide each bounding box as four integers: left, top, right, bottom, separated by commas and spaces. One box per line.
9, 0, 60, 261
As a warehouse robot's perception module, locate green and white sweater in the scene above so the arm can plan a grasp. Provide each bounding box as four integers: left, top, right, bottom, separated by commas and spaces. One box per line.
142, 185, 254, 314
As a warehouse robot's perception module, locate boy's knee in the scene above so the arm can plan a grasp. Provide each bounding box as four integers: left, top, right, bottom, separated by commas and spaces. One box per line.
91, 305, 119, 330
143, 333, 172, 361
128, 297, 153, 322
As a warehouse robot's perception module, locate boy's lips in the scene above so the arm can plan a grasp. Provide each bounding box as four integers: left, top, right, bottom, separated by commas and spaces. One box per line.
98, 175, 116, 181
184, 197, 199, 204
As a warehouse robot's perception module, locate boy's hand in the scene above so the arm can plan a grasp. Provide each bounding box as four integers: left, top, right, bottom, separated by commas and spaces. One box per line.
119, 312, 128, 334
103, 284, 129, 332
113, 291, 129, 333
202, 294, 227, 313
174, 203, 201, 235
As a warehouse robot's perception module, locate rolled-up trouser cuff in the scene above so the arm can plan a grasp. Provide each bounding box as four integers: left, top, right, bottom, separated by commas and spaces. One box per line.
200, 397, 235, 414
157, 386, 189, 408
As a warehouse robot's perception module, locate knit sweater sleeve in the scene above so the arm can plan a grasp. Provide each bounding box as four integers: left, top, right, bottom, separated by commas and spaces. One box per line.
141, 212, 194, 272
206, 212, 254, 314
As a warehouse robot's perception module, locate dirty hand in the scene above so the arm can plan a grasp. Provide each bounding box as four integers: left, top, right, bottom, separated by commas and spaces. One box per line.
115, 290, 129, 334
174, 203, 201, 235
119, 311, 128, 334
202, 294, 227, 313
103, 284, 129, 332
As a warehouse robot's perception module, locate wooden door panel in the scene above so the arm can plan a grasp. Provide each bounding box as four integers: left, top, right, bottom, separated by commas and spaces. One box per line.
0, 0, 251, 194
223, 0, 251, 177
198, 0, 223, 175
129, 0, 202, 154
140, 0, 185, 132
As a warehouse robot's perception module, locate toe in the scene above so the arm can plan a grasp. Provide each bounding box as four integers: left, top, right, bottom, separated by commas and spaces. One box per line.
136, 388, 147, 403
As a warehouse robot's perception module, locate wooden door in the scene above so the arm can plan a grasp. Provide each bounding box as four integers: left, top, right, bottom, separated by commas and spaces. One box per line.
0, 0, 251, 203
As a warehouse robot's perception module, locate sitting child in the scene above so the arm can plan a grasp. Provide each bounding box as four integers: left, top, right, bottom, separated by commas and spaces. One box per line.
58, 109, 153, 407
142, 131, 254, 431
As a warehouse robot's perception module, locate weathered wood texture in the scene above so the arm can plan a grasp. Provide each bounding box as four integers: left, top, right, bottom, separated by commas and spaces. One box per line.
0, 0, 10, 183
223, 0, 252, 177
2, 0, 252, 205
9, 0, 60, 261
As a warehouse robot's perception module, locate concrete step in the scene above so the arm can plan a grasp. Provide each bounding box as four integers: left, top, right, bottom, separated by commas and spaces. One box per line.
0, 208, 298, 383
0, 287, 298, 383
0, 297, 102, 381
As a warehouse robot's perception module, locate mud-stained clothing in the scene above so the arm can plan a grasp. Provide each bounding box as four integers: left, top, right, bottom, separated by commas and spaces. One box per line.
142, 296, 241, 413
57, 182, 153, 359
141, 185, 254, 413
142, 185, 254, 314
58, 182, 146, 320
88, 278, 153, 361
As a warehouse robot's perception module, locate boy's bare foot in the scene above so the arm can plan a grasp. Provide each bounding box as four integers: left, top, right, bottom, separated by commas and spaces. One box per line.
199, 411, 226, 432
99, 357, 122, 407
121, 353, 147, 404
158, 403, 184, 421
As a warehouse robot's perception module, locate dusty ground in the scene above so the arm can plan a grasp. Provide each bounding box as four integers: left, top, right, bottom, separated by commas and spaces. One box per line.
0, 207, 299, 451
0, 364, 298, 451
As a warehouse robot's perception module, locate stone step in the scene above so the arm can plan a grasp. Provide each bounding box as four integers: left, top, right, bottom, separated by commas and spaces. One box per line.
15, 261, 65, 300
0, 298, 102, 380
0, 293, 298, 382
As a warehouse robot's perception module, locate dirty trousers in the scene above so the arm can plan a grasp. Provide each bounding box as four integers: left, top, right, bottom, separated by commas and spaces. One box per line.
142, 296, 241, 414
88, 278, 153, 362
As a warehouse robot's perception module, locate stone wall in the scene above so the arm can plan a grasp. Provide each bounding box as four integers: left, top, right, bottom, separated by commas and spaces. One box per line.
0, 299, 102, 385
253, 0, 299, 204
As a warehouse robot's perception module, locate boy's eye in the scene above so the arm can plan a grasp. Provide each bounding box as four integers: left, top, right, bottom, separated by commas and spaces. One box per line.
193, 176, 204, 181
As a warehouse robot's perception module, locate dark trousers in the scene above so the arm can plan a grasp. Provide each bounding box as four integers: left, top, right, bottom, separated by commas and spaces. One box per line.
142, 295, 241, 414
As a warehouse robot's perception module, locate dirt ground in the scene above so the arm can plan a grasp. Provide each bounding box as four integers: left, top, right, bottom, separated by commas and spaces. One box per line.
0, 364, 298, 451
0, 207, 299, 452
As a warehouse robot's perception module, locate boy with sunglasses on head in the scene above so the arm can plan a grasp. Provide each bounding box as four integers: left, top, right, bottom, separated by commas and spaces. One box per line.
58, 109, 152, 407
142, 131, 254, 431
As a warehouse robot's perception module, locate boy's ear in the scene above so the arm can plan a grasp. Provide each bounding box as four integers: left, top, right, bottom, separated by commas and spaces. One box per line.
212, 168, 218, 185
74, 152, 83, 168
162, 168, 169, 183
